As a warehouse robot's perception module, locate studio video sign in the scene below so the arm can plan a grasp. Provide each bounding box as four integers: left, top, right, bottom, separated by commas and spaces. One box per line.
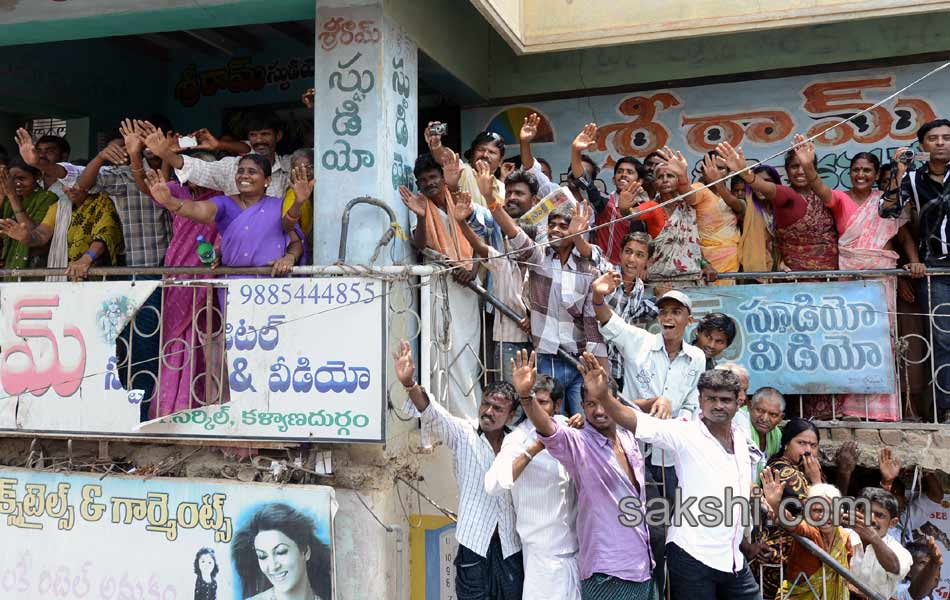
0, 467, 336, 599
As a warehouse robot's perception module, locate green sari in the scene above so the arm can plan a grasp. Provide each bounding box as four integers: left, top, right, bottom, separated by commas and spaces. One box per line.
0, 190, 57, 269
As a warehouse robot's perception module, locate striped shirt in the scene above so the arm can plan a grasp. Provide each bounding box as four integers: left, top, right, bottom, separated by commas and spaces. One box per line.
510, 228, 607, 358
604, 277, 658, 382
404, 395, 521, 558
484, 417, 578, 555
60, 164, 171, 267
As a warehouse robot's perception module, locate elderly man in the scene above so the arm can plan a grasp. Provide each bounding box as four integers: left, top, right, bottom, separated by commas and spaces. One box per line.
716, 363, 749, 406
735, 386, 785, 480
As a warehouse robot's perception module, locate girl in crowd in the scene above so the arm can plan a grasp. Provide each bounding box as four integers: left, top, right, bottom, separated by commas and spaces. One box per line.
718, 137, 839, 272
281, 148, 314, 257
0, 159, 57, 271
0, 183, 123, 280
692, 151, 743, 282
232, 503, 332, 600
762, 474, 853, 600
193, 547, 219, 600
750, 419, 826, 599
835, 152, 923, 421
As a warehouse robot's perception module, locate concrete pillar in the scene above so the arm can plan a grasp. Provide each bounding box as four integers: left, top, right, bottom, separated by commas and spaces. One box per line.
313, 0, 418, 266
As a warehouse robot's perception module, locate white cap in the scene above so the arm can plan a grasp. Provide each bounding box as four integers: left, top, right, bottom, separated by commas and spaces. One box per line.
656, 290, 692, 313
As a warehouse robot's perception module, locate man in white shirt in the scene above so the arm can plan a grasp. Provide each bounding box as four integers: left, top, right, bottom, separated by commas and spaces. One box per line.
394, 340, 524, 599
849, 487, 913, 599
893, 536, 943, 600
591, 359, 761, 599
591, 273, 705, 501
484, 375, 580, 600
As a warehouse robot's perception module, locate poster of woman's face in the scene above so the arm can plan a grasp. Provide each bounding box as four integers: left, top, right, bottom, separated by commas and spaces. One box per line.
231, 502, 333, 600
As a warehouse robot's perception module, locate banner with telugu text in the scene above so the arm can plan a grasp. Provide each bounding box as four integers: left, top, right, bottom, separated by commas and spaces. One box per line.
655, 279, 897, 395
0, 467, 335, 600
0, 278, 387, 442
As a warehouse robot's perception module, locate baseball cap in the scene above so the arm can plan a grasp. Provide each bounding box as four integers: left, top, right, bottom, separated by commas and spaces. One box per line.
656, 290, 692, 313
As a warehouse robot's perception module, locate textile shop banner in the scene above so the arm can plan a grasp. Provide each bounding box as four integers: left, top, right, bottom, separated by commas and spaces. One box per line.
0, 278, 387, 442
0, 467, 335, 600
660, 280, 896, 395
461, 61, 945, 188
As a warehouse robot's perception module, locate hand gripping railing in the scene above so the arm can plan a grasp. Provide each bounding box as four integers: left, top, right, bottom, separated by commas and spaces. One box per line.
337, 196, 399, 265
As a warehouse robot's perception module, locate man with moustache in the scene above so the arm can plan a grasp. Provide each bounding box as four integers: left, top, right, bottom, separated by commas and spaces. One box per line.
399, 154, 495, 418
735, 386, 785, 480
394, 340, 524, 600
515, 350, 656, 599
594, 360, 760, 600
426, 121, 506, 208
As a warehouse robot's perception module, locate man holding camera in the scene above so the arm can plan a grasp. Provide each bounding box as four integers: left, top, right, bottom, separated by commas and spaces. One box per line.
881, 118, 949, 420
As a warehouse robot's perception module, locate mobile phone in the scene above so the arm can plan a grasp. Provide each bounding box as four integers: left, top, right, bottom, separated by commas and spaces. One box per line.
428, 123, 447, 137
179, 135, 198, 149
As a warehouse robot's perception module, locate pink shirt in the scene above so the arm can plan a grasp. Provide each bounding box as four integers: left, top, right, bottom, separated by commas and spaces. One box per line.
828, 190, 858, 236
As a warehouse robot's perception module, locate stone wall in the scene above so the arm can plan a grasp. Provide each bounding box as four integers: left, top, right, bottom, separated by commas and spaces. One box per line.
816, 424, 950, 473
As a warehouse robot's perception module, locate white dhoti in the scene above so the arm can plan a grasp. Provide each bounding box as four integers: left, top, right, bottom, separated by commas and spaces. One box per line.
429, 275, 482, 419
522, 548, 581, 600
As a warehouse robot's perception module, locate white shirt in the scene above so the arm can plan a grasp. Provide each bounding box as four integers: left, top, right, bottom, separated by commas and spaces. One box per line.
484, 417, 577, 555
849, 533, 912, 599
484, 242, 530, 343
892, 581, 913, 600
635, 413, 753, 572
601, 314, 704, 466
175, 153, 292, 198
403, 396, 520, 558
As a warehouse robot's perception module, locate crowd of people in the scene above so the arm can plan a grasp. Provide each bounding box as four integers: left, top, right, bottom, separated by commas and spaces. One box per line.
393, 116, 950, 599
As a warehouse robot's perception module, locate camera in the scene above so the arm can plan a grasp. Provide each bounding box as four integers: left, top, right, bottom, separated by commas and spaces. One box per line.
898, 149, 930, 163
428, 123, 447, 137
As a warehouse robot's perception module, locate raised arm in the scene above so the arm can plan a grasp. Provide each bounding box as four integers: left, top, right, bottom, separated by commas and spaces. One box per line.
144, 127, 185, 171
704, 153, 745, 217
512, 350, 556, 437
578, 352, 640, 433
424, 121, 455, 167
394, 338, 430, 413
121, 119, 150, 195
591, 271, 620, 325
145, 169, 216, 224
76, 139, 129, 194
399, 185, 429, 251
909, 537, 943, 600
284, 165, 313, 233
761, 467, 796, 530
568, 200, 596, 259
655, 146, 695, 202
0, 168, 38, 230
792, 134, 833, 206
15, 128, 67, 180
191, 128, 251, 156
717, 141, 776, 202
451, 197, 492, 259
519, 113, 541, 171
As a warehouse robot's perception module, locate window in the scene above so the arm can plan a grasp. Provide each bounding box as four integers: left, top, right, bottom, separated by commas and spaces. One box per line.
30, 118, 67, 139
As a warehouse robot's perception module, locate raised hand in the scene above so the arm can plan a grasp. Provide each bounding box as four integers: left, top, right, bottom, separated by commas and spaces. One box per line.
450, 191, 474, 222
301, 88, 316, 109
98, 139, 128, 166
144, 169, 175, 209
0, 167, 14, 200
393, 339, 416, 388
701, 152, 725, 184
568, 200, 592, 238
144, 128, 180, 160
715, 141, 748, 174
291, 164, 314, 202
656, 146, 689, 182
15, 128, 40, 167
592, 271, 621, 297
572, 123, 598, 153
500, 162, 516, 182
760, 467, 783, 509
835, 440, 858, 475
576, 352, 609, 402
520, 113, 541, 144
879, 447, 901, 484
0, 218, 30, 242
511, 349, 537, 397
398, 185, 427, 218
119, 118, 144, 157
792, 133, 816, 167
618, 179, 645, 215
191, 128, 220, 152
424, 121, 444, 152
442, 150, 462, 191
135, 119, 158, 138
475, 160, 494, 202
926, 535, 943, 565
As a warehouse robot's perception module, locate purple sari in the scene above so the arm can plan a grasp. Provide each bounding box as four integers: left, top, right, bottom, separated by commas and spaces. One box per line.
152, 182, 221, 419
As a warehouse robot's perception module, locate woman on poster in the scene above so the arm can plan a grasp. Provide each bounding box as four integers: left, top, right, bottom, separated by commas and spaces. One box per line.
232, 502, 332, 600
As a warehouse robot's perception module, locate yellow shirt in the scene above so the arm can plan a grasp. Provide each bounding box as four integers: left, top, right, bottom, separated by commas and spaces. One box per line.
281, 188, 314, 237
458, 163, 504, 208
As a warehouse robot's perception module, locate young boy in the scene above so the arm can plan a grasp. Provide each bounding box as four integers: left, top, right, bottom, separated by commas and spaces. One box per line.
692, 312, 738, 370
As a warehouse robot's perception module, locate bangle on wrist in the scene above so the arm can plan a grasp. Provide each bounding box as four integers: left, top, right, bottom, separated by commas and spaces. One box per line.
285, 212, 300, 222
743, 173, 756, 184
593, 297, 605, 306
403, 382, 418, 391
172, 200, 184, 213
83, 249, 98, 261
